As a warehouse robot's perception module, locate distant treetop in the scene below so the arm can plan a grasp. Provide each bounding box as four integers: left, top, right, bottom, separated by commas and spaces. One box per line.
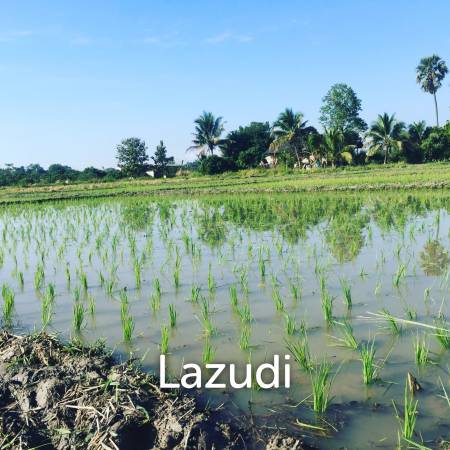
319, 83, 367, 134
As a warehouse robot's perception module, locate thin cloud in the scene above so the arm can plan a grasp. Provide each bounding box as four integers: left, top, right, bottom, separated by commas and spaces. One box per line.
143, 36, 161, 44
204, 30, 253, 44
0, 30, 33, 42
70, 36, 91, 46
142, 32, 184, 48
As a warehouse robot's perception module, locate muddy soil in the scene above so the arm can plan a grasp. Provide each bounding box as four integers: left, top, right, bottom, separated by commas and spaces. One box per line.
0, 332, 313, 449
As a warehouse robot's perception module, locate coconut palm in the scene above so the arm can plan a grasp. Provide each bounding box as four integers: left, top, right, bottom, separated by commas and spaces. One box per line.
188, 112, 226, 156
367, 113, 404, 164
270, 108, 309, 166
321, 127, 355, 166
416, 55, 448, 126
408, 121, 428, 145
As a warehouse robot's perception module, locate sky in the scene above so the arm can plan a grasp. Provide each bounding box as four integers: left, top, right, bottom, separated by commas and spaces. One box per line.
1, 0, 450, 169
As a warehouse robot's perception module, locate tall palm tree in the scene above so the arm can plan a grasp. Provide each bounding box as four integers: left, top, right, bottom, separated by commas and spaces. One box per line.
270, 108, 309, 166
188, 111, 226, 156
416, 55, 448, 126
367, 113, 404, 164
321, 127, 355, 166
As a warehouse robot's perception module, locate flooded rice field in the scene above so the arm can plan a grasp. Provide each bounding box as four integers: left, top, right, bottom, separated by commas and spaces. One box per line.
1, 191, 449, 449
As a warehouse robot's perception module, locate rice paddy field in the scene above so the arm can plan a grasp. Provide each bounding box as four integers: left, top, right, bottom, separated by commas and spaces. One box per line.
1, 162, 450, 205
1, 190, 449, 449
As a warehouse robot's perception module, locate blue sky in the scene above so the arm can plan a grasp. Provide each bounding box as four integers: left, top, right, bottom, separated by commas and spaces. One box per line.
1, 0, 450, 169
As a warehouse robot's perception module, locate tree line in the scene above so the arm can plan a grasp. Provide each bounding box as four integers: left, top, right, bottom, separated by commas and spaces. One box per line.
190, 54, 449, 174
1, 54, 449, 185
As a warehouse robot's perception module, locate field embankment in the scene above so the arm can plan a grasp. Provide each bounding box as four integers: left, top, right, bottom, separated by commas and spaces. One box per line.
0, 332, 309, 450
1, 163, 449, 204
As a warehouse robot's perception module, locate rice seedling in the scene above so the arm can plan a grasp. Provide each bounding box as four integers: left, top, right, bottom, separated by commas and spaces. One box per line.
1, 284, 15, 324
173, 248, 181, 288
122, 314, 135, 342
134, 258, 141, 289
17, 271, 24, 289
80, 271, 88, 291
319, 275, 326, 296
332, 321, 358, 350
380, 308, 402, 335
310, 361, 334, 413
340, 278, 352, 309
286, 336, 312, 371
392, 378, 418, 440
41, 292, 53, 328
434, 317, 450, 349
374, 280, 381, 296
229, 284, 238, 309
34, 264, 45, 290
200, 297, 215, 336
153, 278, 161, 297
173, 265, 180, 288
150, 279, 162, 312
202, 338, 215, 364
239, 267, 249, 295
190, 285, 200, 303
65, 264, 71, 286
405, 306, 417, 321
72, 302, 85, 333
321, 289, 334, 324
360, 339, 377, 384
271, 286, 284, 312
258, 247, 266, 278
290, 283, 301, 303
46, 283, 56, 303
239, 325, 251, 350
160, 324, 169, 354
207, 263, 216, 294
413, 333, 429, 366
105, 278, 116, 296
72, 286, 81, 303
237, 302, 252, 324
285, 314, 297, 336
87, 294, 96, 317
168, 304, 177, 328
393, 263, 407, 288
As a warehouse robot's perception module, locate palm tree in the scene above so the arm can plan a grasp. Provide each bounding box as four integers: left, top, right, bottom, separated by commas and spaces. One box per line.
270, 108, 309, 166
367, 113, 404, 164
188, 112, 226, 156
321, 127, 355, 166
408, 121, 428, 145
416, 55, 448, 126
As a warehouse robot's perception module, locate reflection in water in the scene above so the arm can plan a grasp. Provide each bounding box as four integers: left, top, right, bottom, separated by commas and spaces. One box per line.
0, 191, 449, 449
420, 240, 450, 276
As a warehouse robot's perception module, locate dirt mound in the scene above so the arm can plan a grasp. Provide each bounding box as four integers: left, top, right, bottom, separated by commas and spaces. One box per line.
0, 332, 310, 449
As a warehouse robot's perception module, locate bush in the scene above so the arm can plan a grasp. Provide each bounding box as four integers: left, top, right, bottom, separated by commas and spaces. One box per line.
198, 155, 236, 175
420, 125, 450, 162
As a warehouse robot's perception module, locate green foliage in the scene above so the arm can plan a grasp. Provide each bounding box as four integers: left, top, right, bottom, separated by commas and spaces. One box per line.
420, 124, 450, 161
367, 113, 404, 164
221, 122, 273, 169
151, 140, 174, 177
416, 54, 448, 126
188, 111, 226, 156
116, 137, 149, 177
319, 83, 367, 134
310, 361, 334, 413
321, 127, 355, 166
271, 108, 312, 166
198, 155, 235, 175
